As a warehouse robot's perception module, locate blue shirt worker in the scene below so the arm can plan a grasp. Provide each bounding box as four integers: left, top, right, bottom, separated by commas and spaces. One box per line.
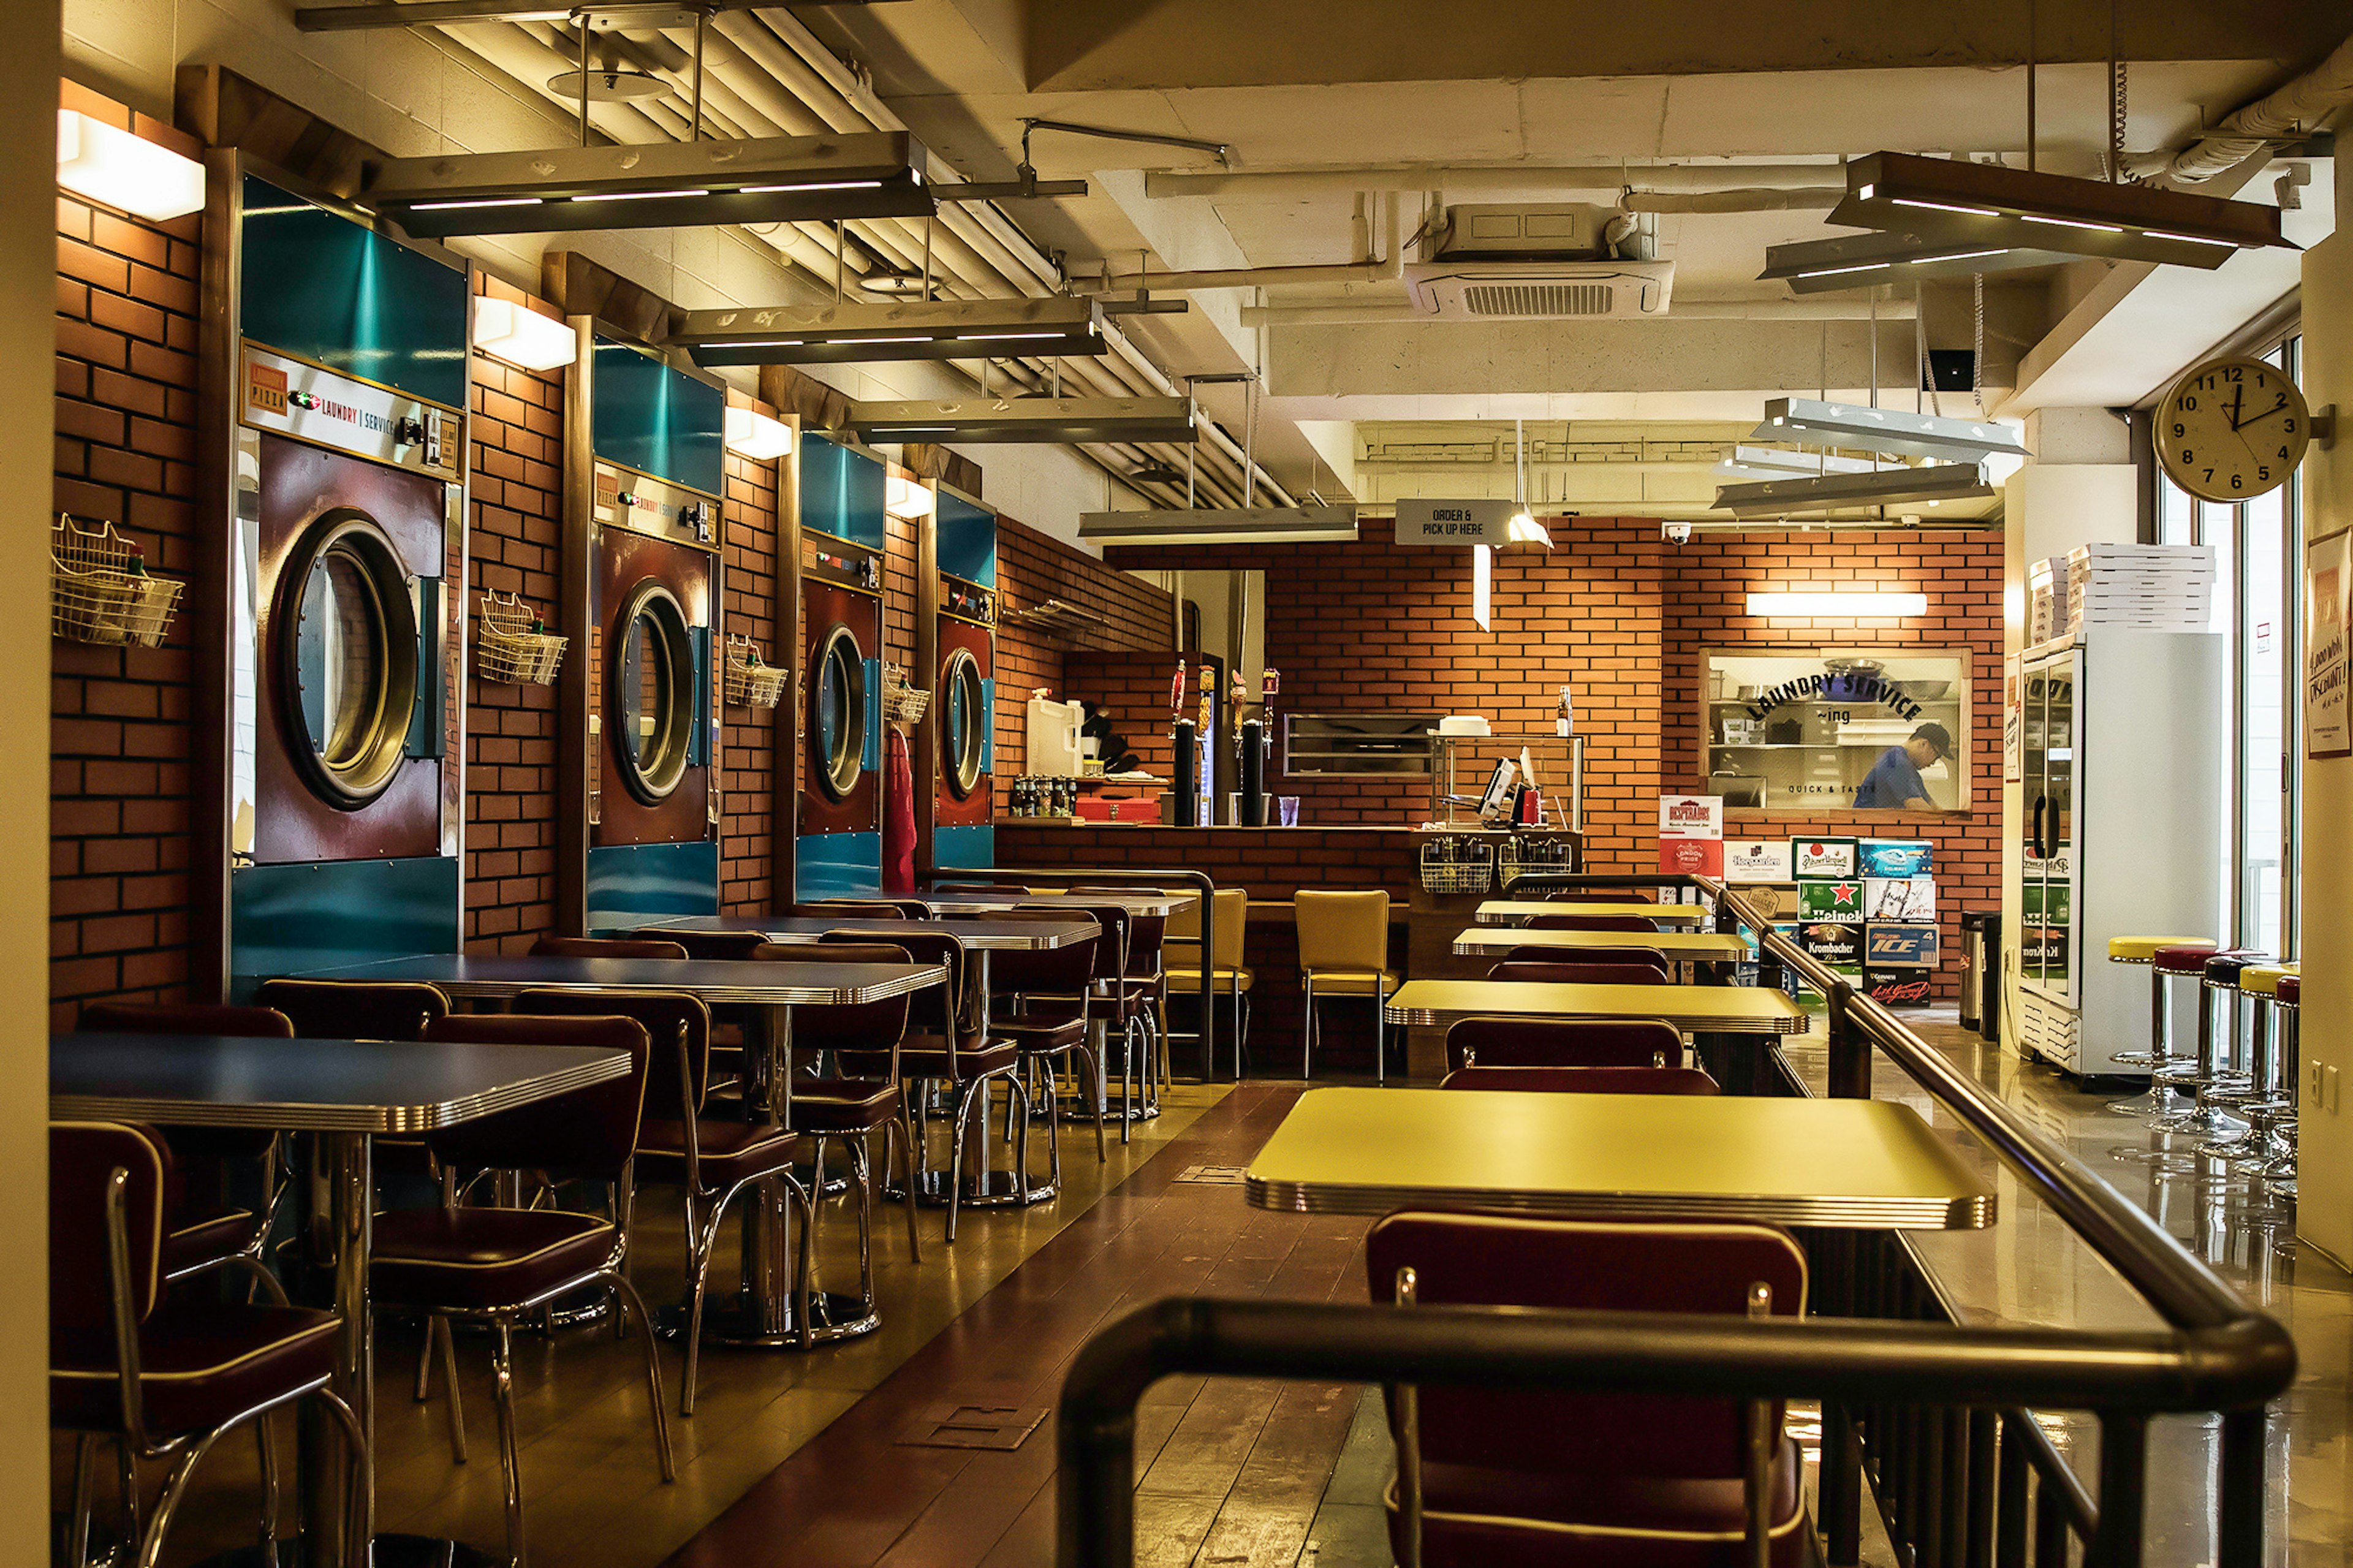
1852, 722, 1952, 811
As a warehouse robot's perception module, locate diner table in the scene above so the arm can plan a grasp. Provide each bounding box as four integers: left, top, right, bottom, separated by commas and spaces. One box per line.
1385, 976, 1806, 1093
919, 888, 1197, 918
297, 953, 942, 1347
1245, 1086, 1995, 1229
1472, 898, 1710, 926
1450, 926, 1753, 960
51, 1029, 634, 1568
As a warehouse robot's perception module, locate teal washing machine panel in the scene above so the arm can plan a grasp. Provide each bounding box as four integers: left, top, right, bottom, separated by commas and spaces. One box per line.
591, 338, 726, 498
800, 433, 887, 551
230, 856, 460, 994
586, 841, 721, 928
798, 833, 882, 900
936, 491, 997, 588
933, 825, 995, 878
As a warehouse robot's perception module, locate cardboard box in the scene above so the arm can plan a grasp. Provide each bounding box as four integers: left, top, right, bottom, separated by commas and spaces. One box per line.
1792, 838, 1858, 878
1864, 921, 1941, 968
1862, 876, 1936, 920
1658, 795, 1724, 839
1736, 885, 1795, 920
1798, 920, 1862, 969
1725, 839, 1795, 884
1658, 837, 1724, 877
1858, 839, 1934, 878
1797, 878, 1865, 919
1867, 973, 1935, 1007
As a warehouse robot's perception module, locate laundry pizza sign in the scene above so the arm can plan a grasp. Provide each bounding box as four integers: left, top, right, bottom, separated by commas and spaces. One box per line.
239, 344, 457, 478
1741, 673, 1923, 723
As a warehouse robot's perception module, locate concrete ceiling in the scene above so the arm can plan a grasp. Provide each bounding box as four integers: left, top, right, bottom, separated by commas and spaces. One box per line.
793, 0, 2333, 507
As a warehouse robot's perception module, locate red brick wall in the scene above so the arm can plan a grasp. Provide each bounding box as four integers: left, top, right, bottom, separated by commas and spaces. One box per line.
50, 83, 203, 1025
718, 398, 785, 915
463, 276, 566, 953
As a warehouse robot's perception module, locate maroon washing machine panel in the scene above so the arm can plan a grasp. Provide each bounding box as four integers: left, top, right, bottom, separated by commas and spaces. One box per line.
595, 528, 713, 847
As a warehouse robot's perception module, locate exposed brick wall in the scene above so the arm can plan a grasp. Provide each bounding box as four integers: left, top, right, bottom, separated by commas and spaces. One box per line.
463, 276, 565, 953
719, 396, 784, 915
1057, 654, 1177, 779
991, 518, 1173, 797
50, 81, 203, 1025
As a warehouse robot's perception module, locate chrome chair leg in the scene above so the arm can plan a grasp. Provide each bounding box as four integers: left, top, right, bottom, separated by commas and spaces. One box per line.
1041, 1058, 1066, 1189
310, 1385, 373, 1563
490, 1320, 526, 1568
1010, 1070, 1033, 1202
887, 1114, 923, 1260
438, 1315, 468, 1463
1302, 972, 1316, 1079
256, 1409, 282, 1566
135, 1419, 236, 1568
1120, 1018, 1135, 1145
601, 1270, 677, 1480
67, 1433, 97, 1568
1375, 988, 1387, 1086
850, 1136, 876, 1314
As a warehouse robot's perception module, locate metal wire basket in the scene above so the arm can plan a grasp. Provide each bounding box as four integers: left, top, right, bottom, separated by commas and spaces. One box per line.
1498, 835, 1578, 891
477, 593, 566, 684
723, 634, 787, 708
52, 515, 181, 648
1418, 839, 1494, 895
882, 661, 931, 727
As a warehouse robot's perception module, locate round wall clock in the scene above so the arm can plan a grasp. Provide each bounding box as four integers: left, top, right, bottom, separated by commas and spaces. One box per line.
2156, 355, 2310, 503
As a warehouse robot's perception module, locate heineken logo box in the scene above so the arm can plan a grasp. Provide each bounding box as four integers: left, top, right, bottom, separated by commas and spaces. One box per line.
1797, 879, 1865, 918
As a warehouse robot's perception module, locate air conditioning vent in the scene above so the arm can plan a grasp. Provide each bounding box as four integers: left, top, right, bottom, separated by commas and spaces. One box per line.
1404, 260, 1675, 320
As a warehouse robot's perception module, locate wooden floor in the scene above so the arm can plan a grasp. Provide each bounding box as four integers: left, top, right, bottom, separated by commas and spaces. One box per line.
118, 1078, 1255, 1568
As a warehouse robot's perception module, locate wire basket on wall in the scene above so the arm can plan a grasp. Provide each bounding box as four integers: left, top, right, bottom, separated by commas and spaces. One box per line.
1417, 836, 1495, 895
477, 593, 566, 684
52, 515, 181, 648
723, 634, 787, 708
882, 661, 931, 727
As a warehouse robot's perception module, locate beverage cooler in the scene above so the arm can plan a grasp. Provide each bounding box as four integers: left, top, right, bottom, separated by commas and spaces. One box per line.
2012, 630, 2222, 1075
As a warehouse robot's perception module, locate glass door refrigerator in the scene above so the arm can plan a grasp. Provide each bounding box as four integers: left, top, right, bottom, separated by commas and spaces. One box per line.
2013, 629, 2222, 1075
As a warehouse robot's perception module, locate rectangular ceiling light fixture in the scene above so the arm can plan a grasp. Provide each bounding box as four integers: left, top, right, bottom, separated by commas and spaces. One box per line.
1833, 151, 2292, 271
1714, 462, 1995, 518
1746, 590, 1928, 619
363, 131, 933, 239
1713, 446, 1882, 482
724, 406, 793, 460
56, 109, 206, 221
676, 296, 1105, 367
1077, 506, 1358, 547
1751, 398, 2029, 464
472, 297, 578, 370
1759, 228, 2074, 294
848, 396, 1197, 445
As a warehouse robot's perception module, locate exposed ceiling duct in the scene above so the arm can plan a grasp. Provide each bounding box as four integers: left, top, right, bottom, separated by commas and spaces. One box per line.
1240, 297, 1919, 326
2124, 28, 2353, 183
1142, 162, 1851, 199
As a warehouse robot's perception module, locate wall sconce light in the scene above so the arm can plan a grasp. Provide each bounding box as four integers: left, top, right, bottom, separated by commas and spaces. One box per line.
1745, 590, 1928, 619
724, 406, 793, 460
885, 473, 936, 520
56, 110, 205, 222
472, 298, 578, 371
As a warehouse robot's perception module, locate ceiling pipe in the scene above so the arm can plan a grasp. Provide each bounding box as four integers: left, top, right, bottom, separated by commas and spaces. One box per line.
2124, 27, 2353, 182
1086, 192, 1403, 294
1238, 297, 1919, 327
1626, 187, 1844, 213
1144, 162, 1847, 199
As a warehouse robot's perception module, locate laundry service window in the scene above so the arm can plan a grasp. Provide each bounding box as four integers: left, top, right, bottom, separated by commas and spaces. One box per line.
1703, 648, 1971, 814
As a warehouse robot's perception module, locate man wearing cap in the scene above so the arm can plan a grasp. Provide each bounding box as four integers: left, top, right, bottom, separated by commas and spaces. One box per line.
1852, 722, 1952, 811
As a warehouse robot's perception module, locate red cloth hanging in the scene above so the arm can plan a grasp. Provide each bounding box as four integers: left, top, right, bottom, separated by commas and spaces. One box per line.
882, 725, 917, 893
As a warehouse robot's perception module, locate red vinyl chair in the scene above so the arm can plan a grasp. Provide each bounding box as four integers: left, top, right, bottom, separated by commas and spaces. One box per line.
373, 1013, 675, 1562
1487, 960, 1669, 987
531, 935, 690, 960
1440, 1064, 1720, 1095
252, 978, 449, 1040
50, 1121, 366, 1568
972, 916, 1107, 1189
1526, 914, 1663, 934
1446, 1017, 1684, 1072
636, 926, 767, 960
1368, 1211, 1812, 1568
77, 1002, 296, 1301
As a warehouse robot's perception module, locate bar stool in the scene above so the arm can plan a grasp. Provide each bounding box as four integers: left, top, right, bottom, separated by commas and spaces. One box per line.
2218, 963, 2297, 1168
2151, 950, 2268, 1138
2262, 975, 2300, 1196
2102, 936, 2211, 1118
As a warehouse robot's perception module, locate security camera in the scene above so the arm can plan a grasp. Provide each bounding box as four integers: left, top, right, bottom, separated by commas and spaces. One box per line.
1663, 521, 1693, 545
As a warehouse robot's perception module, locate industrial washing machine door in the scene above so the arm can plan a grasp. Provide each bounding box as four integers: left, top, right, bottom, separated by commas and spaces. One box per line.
811, 621, 871, 803
939, 646, 986, 800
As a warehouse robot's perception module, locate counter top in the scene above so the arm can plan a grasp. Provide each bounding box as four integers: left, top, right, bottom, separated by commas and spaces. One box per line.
993, 820, 1420, 833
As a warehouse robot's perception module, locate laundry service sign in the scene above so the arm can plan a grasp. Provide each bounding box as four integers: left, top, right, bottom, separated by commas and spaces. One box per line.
1737, 671, 1925, 724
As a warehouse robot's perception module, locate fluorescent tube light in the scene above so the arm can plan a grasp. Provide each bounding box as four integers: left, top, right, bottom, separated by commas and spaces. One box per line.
1077, 506, 1358, 547
741, 180, 882, 193
472, 297, 578, 370
1715, 461, 1995, 517
851, 396, 1196, 445
1761, 229, 2073, 294
1749, 399, 2029, 464
571, 187, 708, 202
1745, 591, 1928, 619
724, 406, 792, 460
56, 110, 205, 222
415, 196, 545, 211
1472, 545, 1493, 630
678, 297, 1105, 368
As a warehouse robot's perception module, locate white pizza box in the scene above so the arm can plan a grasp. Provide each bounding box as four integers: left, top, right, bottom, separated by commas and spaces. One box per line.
2065, 542, 2216, 568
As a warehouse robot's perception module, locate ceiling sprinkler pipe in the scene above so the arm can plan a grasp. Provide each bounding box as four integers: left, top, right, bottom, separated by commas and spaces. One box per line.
2125, 28, 2353, 182
1144, 162, 1852, 199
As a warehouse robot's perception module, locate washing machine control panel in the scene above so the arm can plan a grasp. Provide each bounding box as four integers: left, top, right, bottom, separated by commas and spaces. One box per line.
594, 462, 721, 553
240, 344, 460, 480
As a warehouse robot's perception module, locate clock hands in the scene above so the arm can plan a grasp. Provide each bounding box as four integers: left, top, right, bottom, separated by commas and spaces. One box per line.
2235, 395, 2292, 433
2228, 382, 2245, 430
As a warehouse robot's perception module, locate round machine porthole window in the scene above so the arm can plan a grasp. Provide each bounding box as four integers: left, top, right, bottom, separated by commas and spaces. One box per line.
812, 623, 868, 802
277, 512, 419, 809
941, 648, 985, 800
612, 582, 695, 805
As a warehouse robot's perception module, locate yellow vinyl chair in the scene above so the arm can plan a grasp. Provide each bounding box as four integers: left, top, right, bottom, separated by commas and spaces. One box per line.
1296, 890, 1399, 1083
1166, 888, 1252, 1078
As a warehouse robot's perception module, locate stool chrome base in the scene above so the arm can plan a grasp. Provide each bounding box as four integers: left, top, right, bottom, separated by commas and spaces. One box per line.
665, 1289, 881, 1347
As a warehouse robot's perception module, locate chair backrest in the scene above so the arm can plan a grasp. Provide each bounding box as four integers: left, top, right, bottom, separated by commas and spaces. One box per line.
1499, 944, 1667, 970
1526, 913, 1660, 933
821, 928, 970, 1042
78, 1001, 294, 1039
51, 1122, 170, 1347
981, 915, 1101, 998
1367, 1210, 1805, 1478
419, 1013, 650, 1183
766, 939, 917, 1061
1295, 889, 1390, 972
800, 898, 932, 919
1053, 904, 1130, 988
1543, 890, 1654, 904
532, 935, 689, 960
1487, 960, 1667, 987
517, 988, 710, 1123
254, 979, 449, 1042
1439, 1064, 1719, 1095
1166, 888, 1247, 969
640, 927, 767, 961
1446, 1016, 1684, 1071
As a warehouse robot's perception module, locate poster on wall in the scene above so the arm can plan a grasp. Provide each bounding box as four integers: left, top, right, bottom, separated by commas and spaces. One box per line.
2003, 657, 2025, 782
2308, 528, 2352, 759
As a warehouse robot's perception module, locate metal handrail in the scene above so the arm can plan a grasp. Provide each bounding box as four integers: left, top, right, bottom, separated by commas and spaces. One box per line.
930, 866, 1217, 1077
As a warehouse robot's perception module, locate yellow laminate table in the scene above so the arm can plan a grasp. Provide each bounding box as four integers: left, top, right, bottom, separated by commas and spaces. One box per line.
1472, 900, 1709, 926
1452, 926, 1752, 960
1384, 978, 1805, 1034
1246, 1087, 1994, 1229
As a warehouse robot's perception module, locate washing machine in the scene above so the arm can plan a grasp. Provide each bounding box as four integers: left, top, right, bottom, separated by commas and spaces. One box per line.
931, 487, 996, 876
582, 338, 726, 925
216, 167, 469, 990
796, 433, 885, 898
